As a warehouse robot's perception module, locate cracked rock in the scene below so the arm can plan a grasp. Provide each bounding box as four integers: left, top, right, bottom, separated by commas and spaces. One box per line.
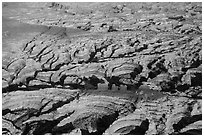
2, 2, 202, 135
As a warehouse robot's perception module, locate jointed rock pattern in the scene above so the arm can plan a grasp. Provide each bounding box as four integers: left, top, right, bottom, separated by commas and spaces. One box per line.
2, 2, 202, 135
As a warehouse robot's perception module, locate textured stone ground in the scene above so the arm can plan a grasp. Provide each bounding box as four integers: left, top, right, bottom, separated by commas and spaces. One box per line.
2, 2, 202, 135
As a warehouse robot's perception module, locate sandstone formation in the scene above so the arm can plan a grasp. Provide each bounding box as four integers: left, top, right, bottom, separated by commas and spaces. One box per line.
2, 2, 202, 135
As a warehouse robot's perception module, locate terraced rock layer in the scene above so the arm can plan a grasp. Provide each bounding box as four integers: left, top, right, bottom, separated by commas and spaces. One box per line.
2, 2, 202, 135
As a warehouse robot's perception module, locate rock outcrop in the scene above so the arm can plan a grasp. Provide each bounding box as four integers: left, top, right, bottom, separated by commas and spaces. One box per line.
2, 2, 202, 135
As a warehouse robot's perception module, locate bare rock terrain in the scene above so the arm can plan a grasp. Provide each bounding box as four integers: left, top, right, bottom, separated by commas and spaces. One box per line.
2, 2, 202, 135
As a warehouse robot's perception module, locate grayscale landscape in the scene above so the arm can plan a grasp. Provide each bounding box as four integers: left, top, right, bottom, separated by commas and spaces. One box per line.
2, 2, 202, 135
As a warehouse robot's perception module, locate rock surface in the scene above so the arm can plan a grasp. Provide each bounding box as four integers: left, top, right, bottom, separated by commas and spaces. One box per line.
2, 2, 202, 135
